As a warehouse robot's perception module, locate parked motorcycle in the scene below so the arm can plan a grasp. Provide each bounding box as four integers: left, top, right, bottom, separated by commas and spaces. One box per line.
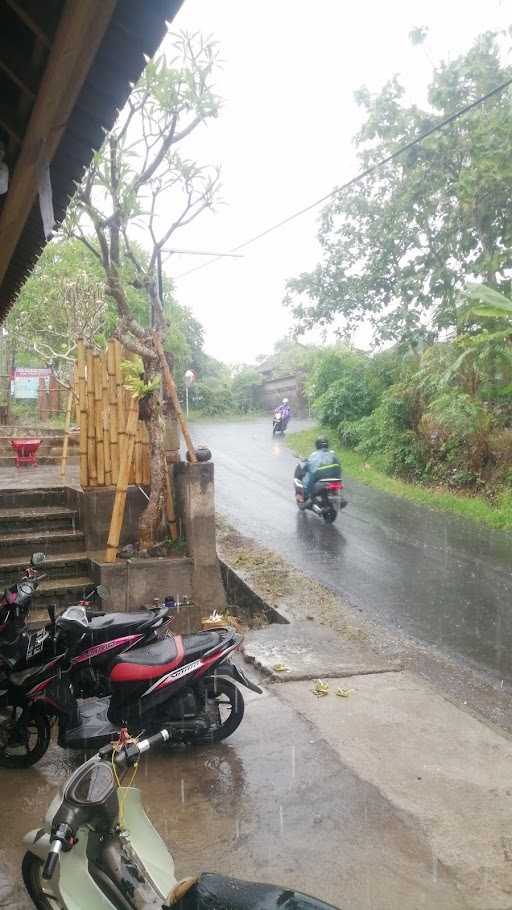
294, 464, 348, 524
0, 551, 48, 635
0, 556, 174, 699
22, 723, 338, 910
0, 607, 261, 767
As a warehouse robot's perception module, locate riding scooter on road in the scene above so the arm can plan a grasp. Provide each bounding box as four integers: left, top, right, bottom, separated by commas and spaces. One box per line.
0, 606, 261, 767
272, 398, 291, 435
22, 724, 339, 910
294, 466, 347, 523
293, 436, 347, 524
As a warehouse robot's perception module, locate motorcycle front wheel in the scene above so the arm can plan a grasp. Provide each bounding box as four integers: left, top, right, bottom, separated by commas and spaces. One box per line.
0, 706, 50, 768
22, 852, 54, 910
201, 678, 245, 742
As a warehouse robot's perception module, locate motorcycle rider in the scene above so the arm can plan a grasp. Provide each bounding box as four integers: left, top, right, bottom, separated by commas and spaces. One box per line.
274, 398, 291, 429
299, 436, 341, 503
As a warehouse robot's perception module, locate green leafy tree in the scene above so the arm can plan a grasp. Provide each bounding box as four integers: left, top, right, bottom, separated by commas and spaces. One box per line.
64, 32, 221, 547
285, 32, 512, 349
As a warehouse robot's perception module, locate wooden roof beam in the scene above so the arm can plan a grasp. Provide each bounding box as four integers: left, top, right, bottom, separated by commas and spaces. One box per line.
0, 0, 118, 288
3, 0, 55, 49
0, 103, 22, 144
0, 35, 37, 98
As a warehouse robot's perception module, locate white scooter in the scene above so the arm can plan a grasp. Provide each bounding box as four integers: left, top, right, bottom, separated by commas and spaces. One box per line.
23, 725, 339, 910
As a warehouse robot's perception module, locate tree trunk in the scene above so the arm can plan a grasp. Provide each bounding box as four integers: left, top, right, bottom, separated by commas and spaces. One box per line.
137, 388, 165, 550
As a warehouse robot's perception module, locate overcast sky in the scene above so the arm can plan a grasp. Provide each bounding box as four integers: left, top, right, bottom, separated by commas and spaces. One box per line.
162, 0, 511, 366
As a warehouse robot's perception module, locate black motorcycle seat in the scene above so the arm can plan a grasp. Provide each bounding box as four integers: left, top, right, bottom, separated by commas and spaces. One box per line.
88, 611, 152, 631
182, 631, 222, 659
172, 873, 337, 910
113, 635, 178, 668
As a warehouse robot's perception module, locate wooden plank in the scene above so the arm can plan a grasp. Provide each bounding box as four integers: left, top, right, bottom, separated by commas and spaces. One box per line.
0, 0, 117, 288
105, 396, 138, 562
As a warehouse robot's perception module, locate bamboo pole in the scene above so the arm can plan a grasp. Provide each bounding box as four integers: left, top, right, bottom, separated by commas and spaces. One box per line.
86, 349, 97, 485
102, 354, 112, 485
153, 332, 197, 462
107, 340, 119, 484
163, 462, 178, 541
134, 421, 142, 484
94, 354, 105, 485
141, 423, 150, 484
114, 340, 125, 456
60, 369, 75, 479
77, 343, 88, 488
105, 396, 139, 562
73, 373, 80, 424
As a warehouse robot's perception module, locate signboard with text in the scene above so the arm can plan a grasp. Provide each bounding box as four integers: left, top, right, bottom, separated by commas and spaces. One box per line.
11, 368, 51, 400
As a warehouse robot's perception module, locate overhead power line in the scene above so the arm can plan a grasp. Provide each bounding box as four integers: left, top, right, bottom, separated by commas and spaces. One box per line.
174, 74, 512, 281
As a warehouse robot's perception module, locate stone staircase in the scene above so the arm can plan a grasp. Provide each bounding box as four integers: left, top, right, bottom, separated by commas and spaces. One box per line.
0, 427, 79, 467
0, 486, 94, 614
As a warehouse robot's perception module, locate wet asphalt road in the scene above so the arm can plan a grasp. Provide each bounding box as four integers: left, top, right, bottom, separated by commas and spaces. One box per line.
197, 417, 512, 679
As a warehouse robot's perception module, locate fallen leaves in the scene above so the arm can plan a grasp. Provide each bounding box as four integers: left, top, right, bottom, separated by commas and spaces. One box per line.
312, 679, 330, 697
312, 680, 355, 699
272, 662, 290, 673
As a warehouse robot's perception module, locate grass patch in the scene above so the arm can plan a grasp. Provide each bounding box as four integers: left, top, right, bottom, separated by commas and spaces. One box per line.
287, 426, 512, 531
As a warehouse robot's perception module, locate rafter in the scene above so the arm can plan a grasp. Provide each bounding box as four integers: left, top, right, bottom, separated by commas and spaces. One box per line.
3, 0, 56, 49
0, 35, 37, 98
0, 0, 118, 287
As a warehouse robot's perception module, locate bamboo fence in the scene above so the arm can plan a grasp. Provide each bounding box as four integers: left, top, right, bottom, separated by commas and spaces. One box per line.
75, 339, 150, 490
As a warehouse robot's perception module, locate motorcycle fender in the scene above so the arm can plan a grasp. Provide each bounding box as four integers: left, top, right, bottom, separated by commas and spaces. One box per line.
23, 828, 51, 858
214, 661, 262, 694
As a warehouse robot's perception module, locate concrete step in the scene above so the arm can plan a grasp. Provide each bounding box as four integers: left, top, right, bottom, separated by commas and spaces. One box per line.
0, 454, 79, 467
0, 505, 78, 534
0, 551, 90, 586
0, 487, 69, 509
34, 575, 95, 608
0, 528, 86, 557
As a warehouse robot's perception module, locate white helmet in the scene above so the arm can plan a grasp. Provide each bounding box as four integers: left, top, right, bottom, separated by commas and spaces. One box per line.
282, 398, 289, 404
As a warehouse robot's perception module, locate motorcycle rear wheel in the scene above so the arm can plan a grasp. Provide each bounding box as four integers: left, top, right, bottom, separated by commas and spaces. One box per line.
323, 508, 337, 523
200, 678, 245, 743
22, 852, 53, 910
0, 707, 50, 768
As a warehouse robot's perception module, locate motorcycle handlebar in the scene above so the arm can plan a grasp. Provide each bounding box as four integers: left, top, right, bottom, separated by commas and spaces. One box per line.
42, 842, 62, 880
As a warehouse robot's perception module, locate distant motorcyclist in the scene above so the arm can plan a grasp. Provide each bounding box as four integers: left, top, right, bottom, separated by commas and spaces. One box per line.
299, 436, 341, 501
274, 398, 291, 429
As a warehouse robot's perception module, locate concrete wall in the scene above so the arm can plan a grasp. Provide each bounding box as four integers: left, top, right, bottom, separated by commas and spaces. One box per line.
89, 555, 201, 634
174, 461, 226, 612
79, 459, 226, 616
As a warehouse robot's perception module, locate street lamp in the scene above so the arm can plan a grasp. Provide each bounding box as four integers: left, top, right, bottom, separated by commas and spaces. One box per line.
184, 369, 195, 417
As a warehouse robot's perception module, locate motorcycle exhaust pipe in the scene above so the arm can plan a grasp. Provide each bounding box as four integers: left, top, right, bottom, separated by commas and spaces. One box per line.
312, 504, 323, 515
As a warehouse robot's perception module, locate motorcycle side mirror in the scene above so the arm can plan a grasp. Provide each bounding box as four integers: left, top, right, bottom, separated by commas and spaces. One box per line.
31, 552, 47, 567
96, 584, 110, 600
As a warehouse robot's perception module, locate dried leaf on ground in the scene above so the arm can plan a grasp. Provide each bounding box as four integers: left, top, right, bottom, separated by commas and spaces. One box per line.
312, 679, 329, 697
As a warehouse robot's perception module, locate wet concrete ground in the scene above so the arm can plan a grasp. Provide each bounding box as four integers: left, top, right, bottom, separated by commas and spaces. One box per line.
0, 685, 465, 910
196, 417, 512, 680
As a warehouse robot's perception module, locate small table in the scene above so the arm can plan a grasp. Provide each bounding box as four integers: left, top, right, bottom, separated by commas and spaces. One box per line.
10, 438, 41, 467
